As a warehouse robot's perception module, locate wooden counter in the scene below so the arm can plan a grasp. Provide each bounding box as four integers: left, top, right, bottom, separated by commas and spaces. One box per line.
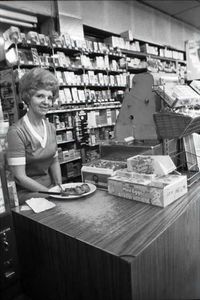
12, 185, 200, 300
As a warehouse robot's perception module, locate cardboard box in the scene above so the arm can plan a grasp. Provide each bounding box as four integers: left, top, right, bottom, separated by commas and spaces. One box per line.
127, 155, 176, 176
81, 159, 126, 189
108, 174, 187, 207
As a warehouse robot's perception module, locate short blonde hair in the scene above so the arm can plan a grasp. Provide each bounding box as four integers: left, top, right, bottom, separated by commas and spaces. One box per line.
19, 68, 59, 105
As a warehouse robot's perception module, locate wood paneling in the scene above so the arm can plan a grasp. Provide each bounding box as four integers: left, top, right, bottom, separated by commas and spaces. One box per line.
13, 214, 132, 300
130, 195, 200, 299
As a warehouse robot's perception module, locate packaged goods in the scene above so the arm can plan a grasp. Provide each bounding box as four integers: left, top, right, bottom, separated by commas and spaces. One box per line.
108, 174, 187, 207
127, 155, 176, 176
81, 159, 126, 189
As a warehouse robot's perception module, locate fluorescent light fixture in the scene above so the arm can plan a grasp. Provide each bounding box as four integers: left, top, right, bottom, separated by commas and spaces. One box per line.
0, 16, 35, 28
0, 8, 37, 23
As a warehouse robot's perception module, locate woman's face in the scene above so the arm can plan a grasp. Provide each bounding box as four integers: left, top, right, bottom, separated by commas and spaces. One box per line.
29, 89, 53, 117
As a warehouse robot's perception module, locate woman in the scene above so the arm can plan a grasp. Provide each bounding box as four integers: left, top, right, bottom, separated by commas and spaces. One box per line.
6, 67, 62, 204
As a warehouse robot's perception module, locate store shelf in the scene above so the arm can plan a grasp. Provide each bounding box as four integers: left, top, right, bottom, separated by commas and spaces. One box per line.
89, 123, 115, 129
56, 127, 74, 132
59, 157, 81, 165
121, 49, 147, 58
57, 139, 75, 145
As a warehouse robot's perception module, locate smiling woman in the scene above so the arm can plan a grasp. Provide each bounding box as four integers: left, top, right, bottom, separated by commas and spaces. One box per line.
6, 68, 62, 204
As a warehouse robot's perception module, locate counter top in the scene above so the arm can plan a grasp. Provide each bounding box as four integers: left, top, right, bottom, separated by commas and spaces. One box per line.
12, 184, 198, 260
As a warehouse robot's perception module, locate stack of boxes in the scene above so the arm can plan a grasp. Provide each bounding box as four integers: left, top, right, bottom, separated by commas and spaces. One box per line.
108, 155, 188, 207
82, 154, 188, 207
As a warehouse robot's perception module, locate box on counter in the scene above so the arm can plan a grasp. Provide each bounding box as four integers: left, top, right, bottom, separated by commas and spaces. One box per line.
108, 173, 187, 207
81, 159, 127, 189
115, 168, 156, 180
127, 155, 176, 176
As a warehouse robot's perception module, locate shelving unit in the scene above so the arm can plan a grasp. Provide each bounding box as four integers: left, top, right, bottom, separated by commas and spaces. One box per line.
0, 25, 187, 181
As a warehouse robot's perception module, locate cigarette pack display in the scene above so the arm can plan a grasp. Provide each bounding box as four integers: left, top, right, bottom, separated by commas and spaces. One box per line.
108, 173, 187, 207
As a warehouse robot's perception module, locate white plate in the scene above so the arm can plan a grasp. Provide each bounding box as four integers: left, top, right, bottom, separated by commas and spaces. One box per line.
49, 182, 96, 199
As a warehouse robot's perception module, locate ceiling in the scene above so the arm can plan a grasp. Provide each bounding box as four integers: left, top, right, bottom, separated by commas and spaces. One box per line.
138, 0, 200, 30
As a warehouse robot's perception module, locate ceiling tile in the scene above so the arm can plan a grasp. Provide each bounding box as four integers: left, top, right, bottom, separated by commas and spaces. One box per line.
176, 6, 200, 28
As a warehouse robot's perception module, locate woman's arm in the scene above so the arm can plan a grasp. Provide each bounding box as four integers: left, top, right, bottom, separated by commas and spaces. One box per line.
10, 165, 49, 192
49, 158, 62, 186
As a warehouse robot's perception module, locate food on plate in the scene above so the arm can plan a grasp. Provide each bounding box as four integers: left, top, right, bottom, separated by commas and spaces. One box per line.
80, 183, 90, 193
75, 186, 85, 195
60, 183, 91, 196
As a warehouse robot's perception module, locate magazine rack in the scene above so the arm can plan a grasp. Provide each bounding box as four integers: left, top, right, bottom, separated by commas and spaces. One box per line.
153, 112, 200, 139
163, 138, 200, 188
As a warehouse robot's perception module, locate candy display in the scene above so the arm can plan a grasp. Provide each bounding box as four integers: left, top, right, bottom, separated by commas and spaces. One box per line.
127, 155, 176, 176
108, 174, 187, 207
81, 159, 127, 189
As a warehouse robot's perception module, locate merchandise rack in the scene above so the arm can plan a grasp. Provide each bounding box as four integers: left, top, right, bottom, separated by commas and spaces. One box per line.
163, 138, 200, 188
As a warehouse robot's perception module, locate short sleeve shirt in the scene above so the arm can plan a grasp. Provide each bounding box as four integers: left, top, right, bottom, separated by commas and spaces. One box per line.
6, 114, 58, 180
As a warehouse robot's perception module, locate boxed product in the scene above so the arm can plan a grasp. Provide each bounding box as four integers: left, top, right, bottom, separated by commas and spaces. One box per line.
108, 173, 187, 207
115, 168, 156, 181
81, 159, 127, 189
127, 155, 176, 176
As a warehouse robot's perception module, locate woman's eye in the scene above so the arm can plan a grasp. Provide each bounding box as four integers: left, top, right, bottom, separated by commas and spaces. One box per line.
37, 94, 45, 99
36, 94, 53, 101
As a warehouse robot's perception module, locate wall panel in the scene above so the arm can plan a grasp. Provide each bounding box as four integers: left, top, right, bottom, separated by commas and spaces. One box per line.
0, 1, 54, 16
57, 0, 200, 50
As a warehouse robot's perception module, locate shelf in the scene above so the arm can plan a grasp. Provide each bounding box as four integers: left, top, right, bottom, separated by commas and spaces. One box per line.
89, 123, 115, 129
149, 53, 183, 62
85, 105, 121, 110
121, 49, 147, 58
107, 52, 125, 59
109, 85, 127, 89
56, 127, 74, 132
16, 42, 52, 53
127, 67, 148, 73
59, 83, 126, 89
55, 66, 83, 72
59, 157, 81, 165
84, 68, 126, 74
59, 84, 85, 88
47, 104, 121, 114
53, 46, 81, 54
57, 139, 75, 145
83, 50, 106, 56
121, 49, 186, 64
